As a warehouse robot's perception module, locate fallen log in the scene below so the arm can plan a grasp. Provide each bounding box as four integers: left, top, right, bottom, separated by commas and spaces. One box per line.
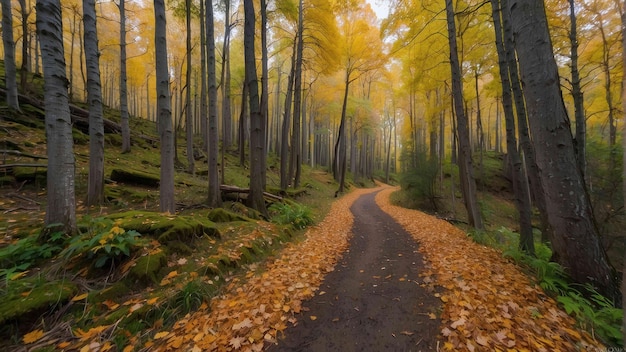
0, 150, 48, 160
0, 163, 47, 170
220, 184, 283, 202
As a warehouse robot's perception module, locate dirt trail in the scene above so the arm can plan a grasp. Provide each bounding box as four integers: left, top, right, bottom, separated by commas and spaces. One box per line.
269, 191, 441, 351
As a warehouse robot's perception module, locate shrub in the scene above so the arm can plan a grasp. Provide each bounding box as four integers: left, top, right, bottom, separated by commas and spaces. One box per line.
269, 202, 313, 230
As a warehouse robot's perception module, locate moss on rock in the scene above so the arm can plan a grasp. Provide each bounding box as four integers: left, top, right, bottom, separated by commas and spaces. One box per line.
0, 280, 78, 324
207, 208, 252, 223
106, 211, 221, 243
129, 249, 167, 284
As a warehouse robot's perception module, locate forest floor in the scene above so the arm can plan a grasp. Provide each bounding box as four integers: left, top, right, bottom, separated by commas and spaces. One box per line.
148, 185, 606, 352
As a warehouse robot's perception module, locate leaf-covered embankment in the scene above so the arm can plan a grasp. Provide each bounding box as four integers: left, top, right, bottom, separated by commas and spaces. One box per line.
376, 187, 605, 351
151, 188, 373, 351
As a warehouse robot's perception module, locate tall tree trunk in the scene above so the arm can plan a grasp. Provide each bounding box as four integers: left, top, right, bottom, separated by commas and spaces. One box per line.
2, 0, 20, 111
260, 0, 269, 191
206, 0, 221, 207
119, 0, 131, 153
244, 0, 267, 215
510, 0, 619, 302
185, 0, 194, 174
68, 8, 77, 101
280, 42, 295, 191
155, 0, 175, 213
445, 0, 483, 229
620, 0, 626, 319
290, 0, 304, 189
18, 0, 29, 91
239, 82, 248, 167
83, 0, 105, 206
199, 0, 208, 148
221, 0, 232, 149
501, 0, 552, 242
37, 0, 76, 233
334, 71, 350, 194
569, 0, 585, 178
491, 0, 534, 255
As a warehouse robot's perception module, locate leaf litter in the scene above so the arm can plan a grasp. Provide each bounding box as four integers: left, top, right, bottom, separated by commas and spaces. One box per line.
375, 187, 605, 351
150, 189, 371, 351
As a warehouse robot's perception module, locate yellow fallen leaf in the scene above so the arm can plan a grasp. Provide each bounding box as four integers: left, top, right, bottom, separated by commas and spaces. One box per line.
147, 297, 159, 305
71, 293, 88, 302
154, 331, 169, 339
165, 270, 178, 279
310, 315, 317, 321
428, 312, 437, 319
23, 329, 44, 344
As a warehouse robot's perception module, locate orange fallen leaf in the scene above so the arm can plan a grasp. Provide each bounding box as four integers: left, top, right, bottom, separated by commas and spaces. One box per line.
23, 329, 44, 344
154, 331, 169, 339
71, 293, 88, 302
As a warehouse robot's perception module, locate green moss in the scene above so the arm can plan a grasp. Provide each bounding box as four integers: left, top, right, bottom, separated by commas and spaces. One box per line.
227, 202, 262, 220
207, 208, 252, 223
110, 169, 160, 188
73, 128, 89, 145
0, 280, 78, 324
91, 281, 131, 302
106, 211, 221, 243
13, 166, 47, 182
166, 240, 194, 255
0, 175, 15, 186
129, 250, 167, 284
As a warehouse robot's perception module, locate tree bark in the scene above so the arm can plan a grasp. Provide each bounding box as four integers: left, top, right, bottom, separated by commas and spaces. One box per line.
2, 0, 20, 111
491, 0, 534, 255
118, 0, 131, 153
37, 0, 76, 233
206, 0, 221, 207
244, 0, 267, 216
445, 0, 483, 229
569, 0, 586, 178
83, 0, 105, 206
185, 0, 194, 174
510, 0, 619, 302
155, 0, 175, 213
221, 0, 232, 149
280, 44, 296, 191
199, 0, 208, 149
18, 0, 29, 91
289, 0, 304, 189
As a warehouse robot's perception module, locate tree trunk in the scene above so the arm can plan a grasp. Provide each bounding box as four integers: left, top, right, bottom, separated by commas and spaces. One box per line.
491, 0, 534, 255
83, 0, 105, 206
119, 0, 131, 153
18, 0, 29, 91
334, 71, 350, 194
199, 0, 207, 149
290, 0, 304, 189
280, 42, 295, 191
2, 0, 20, 111
37, 0, 76, 233
185, 0, 194, 174
155, 0, 175, 213
621, 0, 626, 317
501, 0, 552, 243
206, 0, 221, 207
510, 0, 619, 302
445, 0, 483, 229
569, 0, 586, 178
239, 82, 248, 167
244, 0, 267, 215
221, 0, 232, 149
260, 0, 269, 191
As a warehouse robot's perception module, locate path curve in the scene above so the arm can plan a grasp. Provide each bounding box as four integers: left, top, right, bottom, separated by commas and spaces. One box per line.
270, 190, 441, 351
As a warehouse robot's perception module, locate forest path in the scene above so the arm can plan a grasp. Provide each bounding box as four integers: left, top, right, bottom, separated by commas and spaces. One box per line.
267, 191, 441, 351
152, 186, 605, 351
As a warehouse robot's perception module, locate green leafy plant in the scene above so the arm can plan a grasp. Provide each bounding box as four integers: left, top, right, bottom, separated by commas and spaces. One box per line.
269, 202, 313, 230
0, 227, 67, 285
61, 218, 144, 268
501, 234, 623, 347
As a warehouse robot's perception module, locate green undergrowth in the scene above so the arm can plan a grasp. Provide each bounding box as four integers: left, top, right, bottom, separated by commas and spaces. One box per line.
472, 226, 623, 347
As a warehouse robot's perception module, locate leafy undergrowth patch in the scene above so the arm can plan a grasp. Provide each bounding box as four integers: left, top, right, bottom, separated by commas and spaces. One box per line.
2, 210, 295, 351
147, 188, 371, 351
376, 187, 606, 351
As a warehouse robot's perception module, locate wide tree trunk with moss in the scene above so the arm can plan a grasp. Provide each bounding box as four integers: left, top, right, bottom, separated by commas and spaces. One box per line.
37, 0, 76, 233
510, 0, 619, 302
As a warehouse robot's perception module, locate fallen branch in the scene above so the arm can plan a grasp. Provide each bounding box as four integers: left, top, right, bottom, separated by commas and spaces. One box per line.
0, 163, 47, 170
8, 192, 41, 204
0, 150, 48, 160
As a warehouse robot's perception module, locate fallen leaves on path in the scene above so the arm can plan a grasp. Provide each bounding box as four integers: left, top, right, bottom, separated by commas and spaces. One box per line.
376, 187, 605, 351
151, 189, 372, 351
